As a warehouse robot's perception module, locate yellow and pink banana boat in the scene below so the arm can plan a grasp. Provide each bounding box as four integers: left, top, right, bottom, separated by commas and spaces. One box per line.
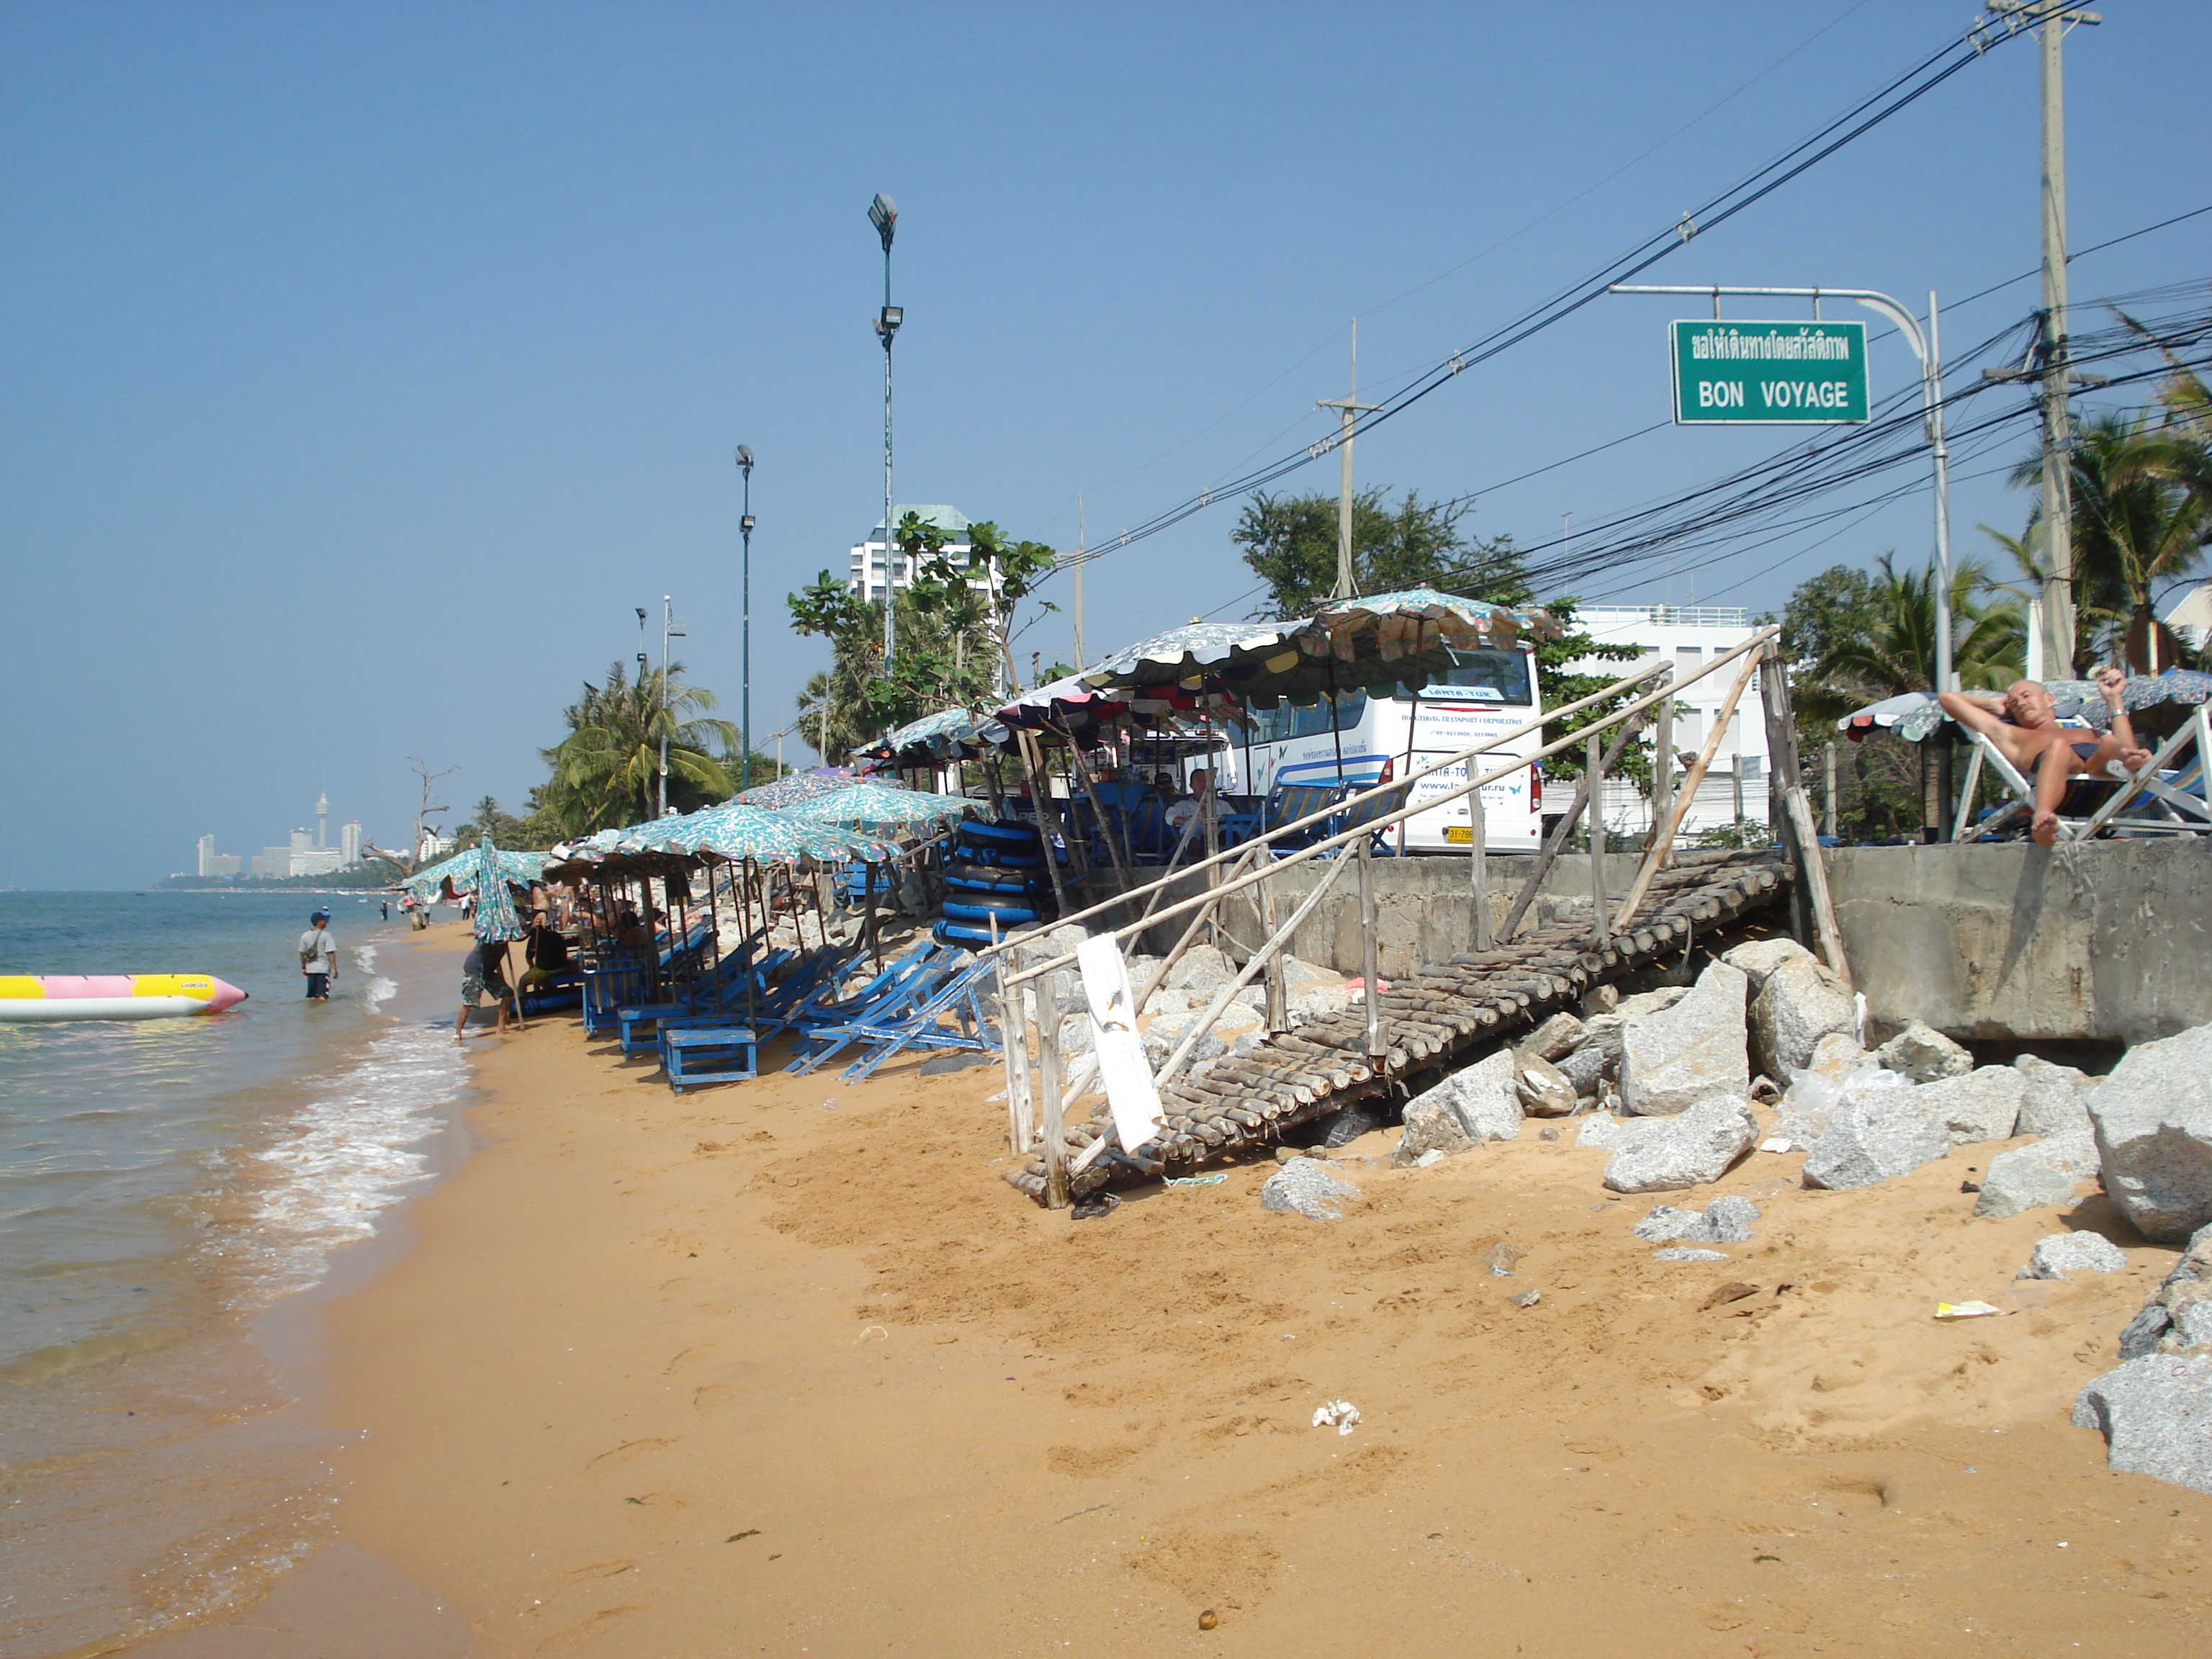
0, 974, 250, 1022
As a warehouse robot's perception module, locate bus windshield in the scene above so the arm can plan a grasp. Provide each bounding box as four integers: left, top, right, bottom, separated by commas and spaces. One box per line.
1411, 647, 1533, 705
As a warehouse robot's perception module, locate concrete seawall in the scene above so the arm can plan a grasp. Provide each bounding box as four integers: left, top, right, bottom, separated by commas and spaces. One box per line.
1058, 835, 2211, 1046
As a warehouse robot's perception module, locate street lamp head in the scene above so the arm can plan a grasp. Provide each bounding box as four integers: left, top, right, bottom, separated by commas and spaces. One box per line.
868, 193, 897, 253
634, 607, 647, 624
734, 444, 754, 474
876, 304, 903, 341
740, 514, 756, 534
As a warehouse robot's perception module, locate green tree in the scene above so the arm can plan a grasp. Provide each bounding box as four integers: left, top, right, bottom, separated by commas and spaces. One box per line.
1232, 487, 1520, 620
786, 511, 1060, 755
2001, 410, 2208, 671
536, 660, 739, 833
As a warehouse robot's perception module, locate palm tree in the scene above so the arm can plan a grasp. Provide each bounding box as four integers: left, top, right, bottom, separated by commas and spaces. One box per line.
2005, 412, 2209, 671
538, 661, 739, 833
1807, 555, 2024, 833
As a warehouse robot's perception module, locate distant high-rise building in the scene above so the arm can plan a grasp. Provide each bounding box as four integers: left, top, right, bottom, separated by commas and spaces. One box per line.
197, 834, 215, 878
289, 827, 312, 853
316, 791, 330, 848
289, 847, 345, 877
253, 847, 292, 880
340, 820, 361, 868
848, 505, 973, 604
208, 853, 240, 878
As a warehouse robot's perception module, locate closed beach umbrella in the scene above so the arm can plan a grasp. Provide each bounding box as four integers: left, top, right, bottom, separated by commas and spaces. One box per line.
466, 833, 529, 943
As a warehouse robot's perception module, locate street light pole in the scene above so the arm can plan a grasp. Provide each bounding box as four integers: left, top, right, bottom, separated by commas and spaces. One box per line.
736, 445, 756, 791
1609, 284, 1956, 693
868, 194, 902, 691
659, 595, 685, 816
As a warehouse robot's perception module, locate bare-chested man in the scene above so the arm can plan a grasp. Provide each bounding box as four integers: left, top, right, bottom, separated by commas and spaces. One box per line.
1937, 665, 2149, 848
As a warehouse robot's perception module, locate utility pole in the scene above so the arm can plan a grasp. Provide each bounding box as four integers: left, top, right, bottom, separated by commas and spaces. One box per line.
869, 194, 902, 688
1988, 1, 2100, 677
1071, 494, 1086, 670
1316, 320, 1378, 601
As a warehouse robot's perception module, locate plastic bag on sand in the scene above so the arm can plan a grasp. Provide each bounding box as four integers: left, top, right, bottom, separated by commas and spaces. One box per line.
1312, 1399, 1360, 1435
1779, 1061, 1898, 1137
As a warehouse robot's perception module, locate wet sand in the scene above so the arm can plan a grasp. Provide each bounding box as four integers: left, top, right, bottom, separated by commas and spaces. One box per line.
318, 951, 2209, 1655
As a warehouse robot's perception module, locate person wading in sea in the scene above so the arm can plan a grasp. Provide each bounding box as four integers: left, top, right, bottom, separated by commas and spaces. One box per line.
297, 909, 337, 1000
454, 937, 517, 1043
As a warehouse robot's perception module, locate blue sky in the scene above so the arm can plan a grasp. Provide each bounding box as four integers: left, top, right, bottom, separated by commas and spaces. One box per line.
3, 1, 2206, 886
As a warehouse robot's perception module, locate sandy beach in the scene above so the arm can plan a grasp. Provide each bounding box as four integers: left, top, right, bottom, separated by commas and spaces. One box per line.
287, 924, 2212, 1655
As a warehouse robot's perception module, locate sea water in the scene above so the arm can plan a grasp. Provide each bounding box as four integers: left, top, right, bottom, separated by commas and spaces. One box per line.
0, 891, 469, 1655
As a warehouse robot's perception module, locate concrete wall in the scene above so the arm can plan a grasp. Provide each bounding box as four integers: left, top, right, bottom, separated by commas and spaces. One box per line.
1827, 837, 2212, 1046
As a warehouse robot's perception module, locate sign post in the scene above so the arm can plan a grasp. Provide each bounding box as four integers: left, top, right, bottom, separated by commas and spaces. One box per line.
1668, 319, 1869, 425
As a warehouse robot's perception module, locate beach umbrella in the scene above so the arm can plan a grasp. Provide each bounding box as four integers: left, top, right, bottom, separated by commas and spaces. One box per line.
783, 781, 976, 832
464, 833, 529, 943
855, 705, 1012, 769
736, 768, 863, 809
631, 801, 888, 864
403, 844, 547, 901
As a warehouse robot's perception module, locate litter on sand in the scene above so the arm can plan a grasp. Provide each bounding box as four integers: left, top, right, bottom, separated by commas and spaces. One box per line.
1311, 1398, 1361, 1435
1934, 1300, 2008, 1319
1163, 1173, 1228, 1187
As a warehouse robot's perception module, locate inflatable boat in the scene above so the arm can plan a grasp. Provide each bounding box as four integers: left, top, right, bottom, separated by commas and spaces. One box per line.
0, 974, 251, 1022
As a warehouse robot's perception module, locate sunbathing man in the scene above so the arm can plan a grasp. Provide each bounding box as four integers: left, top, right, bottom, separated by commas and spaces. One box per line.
1937, 666, 2149, 847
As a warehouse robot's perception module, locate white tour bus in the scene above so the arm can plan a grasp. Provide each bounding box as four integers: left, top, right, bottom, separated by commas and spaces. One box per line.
1226, 642, 1548, 853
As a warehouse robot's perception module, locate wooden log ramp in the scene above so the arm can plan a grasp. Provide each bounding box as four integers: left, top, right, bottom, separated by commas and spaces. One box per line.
1003, 850, 1793, 1205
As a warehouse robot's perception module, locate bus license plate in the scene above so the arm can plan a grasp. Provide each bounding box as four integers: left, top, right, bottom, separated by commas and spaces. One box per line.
1443, 825, 1473, 844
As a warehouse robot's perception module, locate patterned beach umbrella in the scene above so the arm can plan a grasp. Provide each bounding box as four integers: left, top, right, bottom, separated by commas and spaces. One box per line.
784, 781, 976, 832
403, 845, 547, 902
465, 833, 529, 943
630, 801, 887, 864
736, 768, 863, 809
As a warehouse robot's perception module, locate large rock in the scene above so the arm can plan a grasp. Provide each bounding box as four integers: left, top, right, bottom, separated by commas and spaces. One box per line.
2087, 1024, 2212, 1245
1802, 1031, 1869, 1083
2015, 1055, 2095, 1139
1732, 943, 1858, 1080
1521, 1012, 1585, 1064
1260, 1160, 1363, 1221
2116, 1222, 2212, 1359
2018, 1231, 2128, 1280
1873, 1019, 1973, 1083
1515, 1053, 1578, 1117
1601, 1094, 1758, 1194
2072, 1354, 2212, 1494
1279, 955, 1338, 990
1802, 1072, 1949, 1190
1393, 1050, 1520, 1165
1972, 1131, 2101, 1219
1165, 944, 1236, 994
1557, 1041, 1610, 1100
1575, 1111, 1651, 1151
1917, 1066, 2025, 1146
1722, 937, 1817, 989
1286, 981, 1352, 1022
1617, 961, 1751, 1118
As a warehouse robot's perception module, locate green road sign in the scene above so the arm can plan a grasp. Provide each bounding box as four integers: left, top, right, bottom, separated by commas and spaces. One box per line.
1670, 320, 1869, 425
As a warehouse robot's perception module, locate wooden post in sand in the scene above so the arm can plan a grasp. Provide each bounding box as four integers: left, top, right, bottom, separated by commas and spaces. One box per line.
1259, 869, 1288, 1033
1758, 641, 1848, 983
1651, 675, 1674, 865
1587, 732, 1610, 947
1357, 839, 1383, 1059
1036, 1001, 1069, 1209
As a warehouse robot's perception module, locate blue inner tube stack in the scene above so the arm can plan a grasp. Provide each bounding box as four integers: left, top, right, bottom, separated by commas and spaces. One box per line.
933, 818, 1055, 950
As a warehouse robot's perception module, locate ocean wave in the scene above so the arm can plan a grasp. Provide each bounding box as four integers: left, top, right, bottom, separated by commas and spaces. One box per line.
230, 1024, 465, 1308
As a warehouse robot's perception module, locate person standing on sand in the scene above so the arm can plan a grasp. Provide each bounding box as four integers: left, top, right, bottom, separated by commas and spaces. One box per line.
297, 909, 338, 1000
455, 937, 516, 1042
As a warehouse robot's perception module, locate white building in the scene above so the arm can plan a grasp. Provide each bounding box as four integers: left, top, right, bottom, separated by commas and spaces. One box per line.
197, 834, 216, 877
340, 819, 362, 867
1561, 605, 1773, 840
208, 853, 240, 877
252, 847, 292, 880
418, 830, 455, 862
847, 504, 972, 605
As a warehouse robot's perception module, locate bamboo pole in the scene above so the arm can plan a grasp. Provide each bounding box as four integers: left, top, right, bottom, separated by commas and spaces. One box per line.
1587, 732, 1610, 948
1758, 647, 1849, 980
1037, 1001, 1069, 1208
1132, 842, 1265, 1014
1357, 839, 1383, 1058
1611, 645, 1762, 933
1497, 706, 1649, 944
999, 637, 1770, 989
1652, 675, 1674, 860
1154, 854, 1354, 1087
1260, 868, 1289, 1032
1016, 730, 1073, 922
